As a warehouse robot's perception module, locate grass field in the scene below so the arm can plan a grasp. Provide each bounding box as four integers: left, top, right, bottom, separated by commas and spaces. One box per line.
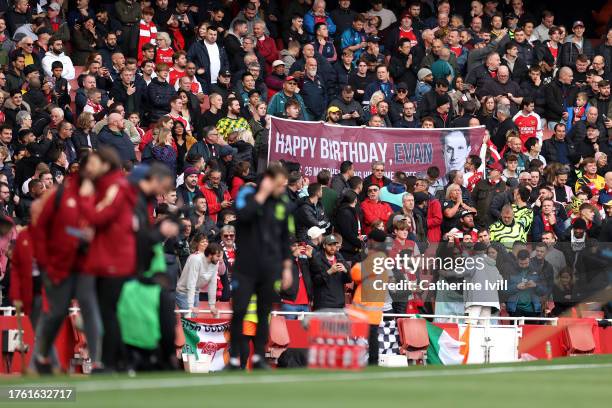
1, 355, 612, 408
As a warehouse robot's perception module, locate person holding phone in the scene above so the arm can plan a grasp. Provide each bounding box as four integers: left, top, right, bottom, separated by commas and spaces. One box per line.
311, 234, 351, 310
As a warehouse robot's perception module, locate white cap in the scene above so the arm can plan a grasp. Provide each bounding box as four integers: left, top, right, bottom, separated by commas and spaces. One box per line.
307, 226, 326, 240
272, 60, 285, 68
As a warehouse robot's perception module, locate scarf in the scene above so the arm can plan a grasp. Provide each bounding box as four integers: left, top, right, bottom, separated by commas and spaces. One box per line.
542, 213, 553, 232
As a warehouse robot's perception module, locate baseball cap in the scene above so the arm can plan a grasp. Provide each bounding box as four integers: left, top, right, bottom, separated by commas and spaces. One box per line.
504, 13, 519, 20
327, 106, 341, 114
323, 234, 339, 245
396, 82, 408, 91
573, 21, 585, 28
417, 68, 432, 81
219, 70, 231, 77
48, 3, 61, 12
307, 226, 326, 240
413, 192, 429, 205
366, 35, 380, 43
272, 60, 285, 68
285, 75, 297, 83
604, 200, 612, 207
436, 94, 450, 108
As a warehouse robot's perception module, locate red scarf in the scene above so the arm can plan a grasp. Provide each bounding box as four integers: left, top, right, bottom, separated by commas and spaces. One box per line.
542, 213, 553, 232
573, 106, 586, 123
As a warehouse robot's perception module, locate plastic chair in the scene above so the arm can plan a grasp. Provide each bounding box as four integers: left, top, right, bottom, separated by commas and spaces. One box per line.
396, 318, 429, 365
266, 315, 290, 363
563, 324, 596, 356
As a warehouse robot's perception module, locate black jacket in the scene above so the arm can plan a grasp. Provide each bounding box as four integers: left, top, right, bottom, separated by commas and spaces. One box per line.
186, 39, 230, 86
294, 198, 330, 241
541, 138, 575, 165
334, 204, 364, 263
559, 39, 594, 69
233, 187, 292, 272
280, 257, 313, 303
72, 128, 99, 151
492, 117, 518, 152
109, 80, 142, 116
145, 78, 176, 123
311, 251, 351, 310
542, 79, 578, 122
471, 179, 507, 228
388, 52, 418, 94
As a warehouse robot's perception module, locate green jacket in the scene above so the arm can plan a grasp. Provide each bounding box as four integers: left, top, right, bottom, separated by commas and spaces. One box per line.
115, 0, 141, 24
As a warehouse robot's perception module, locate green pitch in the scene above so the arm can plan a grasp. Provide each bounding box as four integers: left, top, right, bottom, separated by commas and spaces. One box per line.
2, 355, 612, 408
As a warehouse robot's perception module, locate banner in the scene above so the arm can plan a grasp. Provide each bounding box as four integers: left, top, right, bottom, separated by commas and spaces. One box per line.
182, 318, 230, 372
268, 117, 486, 180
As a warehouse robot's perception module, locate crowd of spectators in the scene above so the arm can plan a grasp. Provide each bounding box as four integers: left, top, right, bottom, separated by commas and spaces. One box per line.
0, 0, 611, 371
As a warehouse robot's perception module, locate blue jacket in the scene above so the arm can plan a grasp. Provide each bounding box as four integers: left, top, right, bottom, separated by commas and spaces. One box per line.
506, 267, 548, 313
364, 80, 395, 102
340, 27, 365, 60
304, 11, 336, 37
565, 103, 591, 133
301, 75, 328, 120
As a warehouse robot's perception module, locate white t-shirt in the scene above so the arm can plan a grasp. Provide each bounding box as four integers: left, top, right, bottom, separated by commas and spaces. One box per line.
367, 8, 397, 31
205, 41, 221, 84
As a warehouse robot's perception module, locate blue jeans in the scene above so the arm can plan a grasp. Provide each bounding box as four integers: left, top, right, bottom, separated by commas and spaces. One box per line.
280, 303, 310, 320
175, 291, 199, 310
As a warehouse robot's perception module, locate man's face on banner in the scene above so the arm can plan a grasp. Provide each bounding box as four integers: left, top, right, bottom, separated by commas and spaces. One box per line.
443, 131, 469, 172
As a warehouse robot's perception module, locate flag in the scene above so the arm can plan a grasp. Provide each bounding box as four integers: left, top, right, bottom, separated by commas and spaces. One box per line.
181, 318, 231, 371
426, 321, 470, 365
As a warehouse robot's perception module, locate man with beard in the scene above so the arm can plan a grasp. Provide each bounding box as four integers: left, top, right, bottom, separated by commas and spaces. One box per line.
325, 106, 342, 125
176, 166, 202, 209
202, 168, 232, 223
216, 98, 251, 140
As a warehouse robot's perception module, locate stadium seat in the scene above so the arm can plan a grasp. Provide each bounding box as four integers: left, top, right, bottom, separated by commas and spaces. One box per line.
266, 315, 290, 363
396, 318, 429, 365
563, 323, 596, 356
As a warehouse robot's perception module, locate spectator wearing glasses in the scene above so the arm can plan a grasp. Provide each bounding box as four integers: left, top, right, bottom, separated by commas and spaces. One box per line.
361, 161, 391, 200
361, 183, 393, 234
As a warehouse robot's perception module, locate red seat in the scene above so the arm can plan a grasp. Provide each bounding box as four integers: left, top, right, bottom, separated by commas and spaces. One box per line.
266, 315, 290, 363
563, 323, 596, 356
397, 318, 429, 365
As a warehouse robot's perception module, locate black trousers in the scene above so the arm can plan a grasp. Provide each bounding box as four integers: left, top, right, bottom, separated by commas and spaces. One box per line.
97, 276, 128, 370
229, 269, 278, 364
368, 324, 379, 366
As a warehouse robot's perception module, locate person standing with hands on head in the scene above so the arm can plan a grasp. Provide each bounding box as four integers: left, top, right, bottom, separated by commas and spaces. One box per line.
227, 165, 293, 370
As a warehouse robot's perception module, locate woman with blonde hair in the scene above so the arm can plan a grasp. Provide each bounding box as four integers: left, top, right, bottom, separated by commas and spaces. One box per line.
229, 129, 256, 168
366, 90, 386, 119
145, 128, 178, 174
139, 116, 174, 152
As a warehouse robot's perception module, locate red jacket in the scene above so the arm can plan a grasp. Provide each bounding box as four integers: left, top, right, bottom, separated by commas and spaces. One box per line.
9, 227, 35, 315
361, 198, 393, 234
426, 198, 443, 243
81, 170, 137, 278
257, 36, 279, 73
31, 176, 88, 284
202, 182, 232, 222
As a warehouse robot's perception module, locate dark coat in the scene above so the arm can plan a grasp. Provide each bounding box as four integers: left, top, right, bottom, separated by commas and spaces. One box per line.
294, 197, 330, 242
280, 257, 313, 303
186, 39, 230, 86
109, 80, 141, 116
334, 204, 364, 263
542, 79, 579, 122
97, 125, 136, 162
145, 78, 176, 122
311, 250, 351, 310
72, 128, 99, 151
